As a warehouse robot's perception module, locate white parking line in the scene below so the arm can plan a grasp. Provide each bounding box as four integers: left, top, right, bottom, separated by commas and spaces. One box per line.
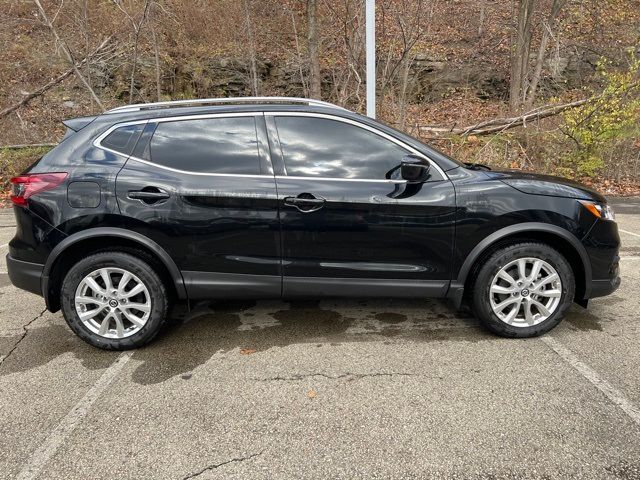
541, 336, 640, 428
619, 229, 640, 238
16, 352, 133, 480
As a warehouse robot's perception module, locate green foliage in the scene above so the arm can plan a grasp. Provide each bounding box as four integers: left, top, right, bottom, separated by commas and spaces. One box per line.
560, 51, 640, 177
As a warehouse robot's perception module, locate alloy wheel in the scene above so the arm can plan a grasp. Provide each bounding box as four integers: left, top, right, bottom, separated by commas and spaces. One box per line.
74, 267, 151, 339
489, 257, 562, 327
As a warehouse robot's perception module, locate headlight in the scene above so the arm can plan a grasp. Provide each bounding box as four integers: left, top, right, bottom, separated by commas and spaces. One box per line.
579, 201, 616, 221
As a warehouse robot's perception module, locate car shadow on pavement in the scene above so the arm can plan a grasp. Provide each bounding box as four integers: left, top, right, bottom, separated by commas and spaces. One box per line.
0, 321, 119, 376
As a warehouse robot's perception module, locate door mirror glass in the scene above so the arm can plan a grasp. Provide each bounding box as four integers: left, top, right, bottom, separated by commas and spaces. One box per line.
400, 154, 431, 183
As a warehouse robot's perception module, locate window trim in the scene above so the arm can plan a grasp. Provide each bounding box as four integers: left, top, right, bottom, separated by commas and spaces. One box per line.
93, 112, 268, 178
266, 111, 447, 180
93, 111, 448, 180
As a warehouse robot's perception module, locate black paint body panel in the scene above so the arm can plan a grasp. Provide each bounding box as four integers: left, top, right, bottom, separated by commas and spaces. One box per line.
6, 103, 621, 311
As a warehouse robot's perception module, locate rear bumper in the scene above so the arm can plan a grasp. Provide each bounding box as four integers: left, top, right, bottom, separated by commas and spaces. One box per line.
6, 254, 44, 297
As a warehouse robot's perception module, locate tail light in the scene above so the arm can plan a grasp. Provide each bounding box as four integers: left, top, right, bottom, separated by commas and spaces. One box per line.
10, 172, 68, 207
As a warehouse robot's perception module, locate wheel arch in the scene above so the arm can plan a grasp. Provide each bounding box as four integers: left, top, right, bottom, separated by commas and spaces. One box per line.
450, 223, 591, 308
42, 228, 188, 312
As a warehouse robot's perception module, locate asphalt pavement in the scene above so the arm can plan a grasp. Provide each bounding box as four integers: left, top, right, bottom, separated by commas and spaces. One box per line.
1, 199, 639, 479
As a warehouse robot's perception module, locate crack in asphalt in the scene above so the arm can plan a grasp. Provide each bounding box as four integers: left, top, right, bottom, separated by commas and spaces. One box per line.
181, 451, 264, 479
0, 308, 46, 367
253, 372, 419, 382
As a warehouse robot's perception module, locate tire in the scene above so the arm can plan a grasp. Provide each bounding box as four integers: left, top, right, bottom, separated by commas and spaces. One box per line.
60, 251, 169, 350
471, 242, 575, 338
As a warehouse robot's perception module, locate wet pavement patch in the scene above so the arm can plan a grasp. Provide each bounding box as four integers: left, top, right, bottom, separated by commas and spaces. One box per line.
374, 312, 407, 324
127, 298, 494, 385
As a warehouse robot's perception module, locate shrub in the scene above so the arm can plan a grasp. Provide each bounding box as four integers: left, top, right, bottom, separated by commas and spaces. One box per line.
560, 52, 640, 178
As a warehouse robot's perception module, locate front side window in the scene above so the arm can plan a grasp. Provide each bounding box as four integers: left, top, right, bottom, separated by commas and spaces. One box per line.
275, 116, 409, 179
149, 116, 260, 174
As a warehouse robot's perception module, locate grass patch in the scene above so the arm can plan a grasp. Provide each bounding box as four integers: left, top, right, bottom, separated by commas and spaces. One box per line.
0, 145, 54, 191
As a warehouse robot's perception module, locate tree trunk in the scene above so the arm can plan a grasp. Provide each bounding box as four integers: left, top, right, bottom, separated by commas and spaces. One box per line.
290, 8, 309, 97
478, 0, 486, 38
524, 0, 564, 108
307, 0, 321, 99
398, 53, 415, 130
149, 2, 162, 101
509, 0, 536, 113
243, 0, 259, 96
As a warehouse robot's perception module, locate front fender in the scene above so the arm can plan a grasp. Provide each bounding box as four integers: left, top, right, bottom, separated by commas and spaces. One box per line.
448, 222, 592, 308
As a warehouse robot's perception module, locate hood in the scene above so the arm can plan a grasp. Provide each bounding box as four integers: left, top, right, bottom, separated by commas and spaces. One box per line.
485, 170, 606, 203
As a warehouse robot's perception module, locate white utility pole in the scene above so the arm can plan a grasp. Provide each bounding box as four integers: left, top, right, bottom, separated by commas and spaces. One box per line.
365, 0, 376, 118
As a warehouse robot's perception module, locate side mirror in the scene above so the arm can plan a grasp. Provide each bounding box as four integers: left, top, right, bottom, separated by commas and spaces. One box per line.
400, 154, 431, 183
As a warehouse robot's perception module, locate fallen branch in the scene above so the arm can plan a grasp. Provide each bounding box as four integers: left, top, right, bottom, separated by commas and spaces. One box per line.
0, 35, 112, 119
419, 97, 590, 137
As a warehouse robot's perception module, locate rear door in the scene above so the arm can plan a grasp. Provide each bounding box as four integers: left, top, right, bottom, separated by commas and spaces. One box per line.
112, 113, 281, 299
267, 113, 456, 298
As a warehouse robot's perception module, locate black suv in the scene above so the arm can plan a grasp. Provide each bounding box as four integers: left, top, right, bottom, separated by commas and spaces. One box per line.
7, 97, 621, 349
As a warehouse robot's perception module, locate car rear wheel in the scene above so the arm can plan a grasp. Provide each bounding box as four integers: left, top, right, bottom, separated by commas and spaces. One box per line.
61, 252, 169, 350
471, 242, 575, 337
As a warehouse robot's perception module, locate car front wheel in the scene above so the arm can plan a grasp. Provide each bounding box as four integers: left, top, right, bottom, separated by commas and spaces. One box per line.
60, 251, 169, 350
472, 242, 575, 337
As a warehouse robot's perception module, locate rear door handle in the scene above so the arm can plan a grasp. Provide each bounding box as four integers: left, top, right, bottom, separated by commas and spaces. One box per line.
284, 193, 326, 213
127, 188, 170, 204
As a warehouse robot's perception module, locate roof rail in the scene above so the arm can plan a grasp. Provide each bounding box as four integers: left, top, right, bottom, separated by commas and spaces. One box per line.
104, 96, 348, 114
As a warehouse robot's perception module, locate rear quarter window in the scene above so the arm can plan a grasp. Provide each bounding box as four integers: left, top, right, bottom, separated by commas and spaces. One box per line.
148, 116, 261, 174
100, 124, 144, 156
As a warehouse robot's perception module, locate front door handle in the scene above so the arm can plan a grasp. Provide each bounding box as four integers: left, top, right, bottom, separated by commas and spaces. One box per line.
284, 193, 326, 213
128, 188, 170, 204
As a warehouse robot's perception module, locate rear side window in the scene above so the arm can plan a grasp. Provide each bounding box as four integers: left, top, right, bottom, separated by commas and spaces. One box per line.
149, 117, 261, 174
101, 124, 144, 156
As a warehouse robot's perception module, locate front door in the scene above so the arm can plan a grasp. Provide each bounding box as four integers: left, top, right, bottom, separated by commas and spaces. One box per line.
267, 113, 456, 298
114, 113, 281, 299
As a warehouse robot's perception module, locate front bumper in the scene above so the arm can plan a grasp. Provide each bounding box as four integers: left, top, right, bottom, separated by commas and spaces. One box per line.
6, 254, 44, 297
589, 276, 621, 298
582, 218, 621, 300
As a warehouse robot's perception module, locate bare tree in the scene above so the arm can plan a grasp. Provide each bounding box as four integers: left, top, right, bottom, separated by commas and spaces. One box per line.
524, 0, 565, 108
112, 0, 152, 104
323, 0, 366, 109
33, 0, 105, 109
0, 36, 112, 119
289, 6, 309, 97
149, 2, 162, 101
378, 0, 432, 124
509, 0, 565, 111
509, 0, 536, 112
243, 0, 259, 96
307, 0, 321, 99
478, 0, 487, 38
